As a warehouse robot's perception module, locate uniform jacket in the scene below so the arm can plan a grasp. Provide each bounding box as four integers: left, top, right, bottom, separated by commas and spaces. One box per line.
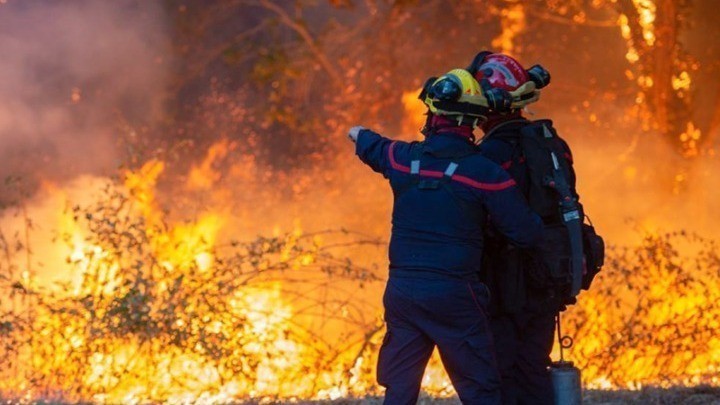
355, 128, 543, 280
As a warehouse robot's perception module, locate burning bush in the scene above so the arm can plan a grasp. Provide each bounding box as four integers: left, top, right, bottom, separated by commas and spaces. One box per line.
0, 172, 385, 403
2, 173, 719, 403
1, 151, 720, 402
565, 231, 720, 388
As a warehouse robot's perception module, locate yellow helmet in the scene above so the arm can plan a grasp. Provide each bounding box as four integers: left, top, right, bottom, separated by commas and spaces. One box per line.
422, 69, 484, 117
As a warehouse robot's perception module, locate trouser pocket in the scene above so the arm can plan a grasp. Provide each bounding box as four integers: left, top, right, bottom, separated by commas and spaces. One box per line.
467, 280, 491, 312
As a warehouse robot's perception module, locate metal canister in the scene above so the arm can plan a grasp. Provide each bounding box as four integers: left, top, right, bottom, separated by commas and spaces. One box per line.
550, 360, 582, 405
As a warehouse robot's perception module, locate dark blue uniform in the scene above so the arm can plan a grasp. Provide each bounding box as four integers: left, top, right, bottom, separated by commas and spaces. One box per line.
355, 129, 543, 404
478, 118, 577, 405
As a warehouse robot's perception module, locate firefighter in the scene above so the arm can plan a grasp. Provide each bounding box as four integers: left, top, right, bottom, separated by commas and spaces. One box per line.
467, 51, 581, 405
348, 68, 543, 405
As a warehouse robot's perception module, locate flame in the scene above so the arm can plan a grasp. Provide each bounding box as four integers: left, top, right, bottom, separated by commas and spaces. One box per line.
4, 95, 720, 403
637, 74, 654, 89
491, 4, 526, 55
617, 0, 655, 64
672, 71, 692, 91
0, 142, 390, 402
618, 14, 641, 64
188, 139, 234, 190
679, 121, 702, 157
401, 89, 427, 140
566, 232, 720, 388
633, 0, 656, 46
616, 0, 700, 153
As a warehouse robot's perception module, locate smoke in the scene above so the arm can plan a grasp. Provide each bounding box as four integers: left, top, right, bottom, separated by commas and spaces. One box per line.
0, 0, 169, 200
549, 108, 720, 244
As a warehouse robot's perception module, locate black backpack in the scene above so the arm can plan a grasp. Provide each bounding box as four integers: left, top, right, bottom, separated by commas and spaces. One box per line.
488, 120, 604, 303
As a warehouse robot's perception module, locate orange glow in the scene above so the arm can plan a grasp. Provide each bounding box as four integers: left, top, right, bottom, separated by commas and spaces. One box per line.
1, 2, 719, 402
401, 88, 427, 140
6, 134, 716, 401
679, 121, 702, 157
565, 232, 720, 388
617, 14, 641, 64
188, 139, 234, 190
672, 71, 692, 91
633, 0, 656, 46
491, 4, 526, 55
0, 142, 390, 402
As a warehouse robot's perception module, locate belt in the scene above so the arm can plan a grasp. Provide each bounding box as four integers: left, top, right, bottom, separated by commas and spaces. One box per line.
389, 268, 480, 282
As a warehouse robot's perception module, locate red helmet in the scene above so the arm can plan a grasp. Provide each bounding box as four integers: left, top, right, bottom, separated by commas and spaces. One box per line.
475, 53, 530, 91
466, 51, 550, 113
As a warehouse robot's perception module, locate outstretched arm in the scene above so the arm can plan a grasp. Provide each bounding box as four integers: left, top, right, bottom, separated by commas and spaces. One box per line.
349, 126, 393, 176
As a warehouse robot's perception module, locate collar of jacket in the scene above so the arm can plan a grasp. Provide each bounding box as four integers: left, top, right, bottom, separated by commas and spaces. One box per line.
423, 131, 477, 159
480, 118, 530, 141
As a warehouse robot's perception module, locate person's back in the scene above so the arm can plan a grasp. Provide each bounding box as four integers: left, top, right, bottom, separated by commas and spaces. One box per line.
480, 118, 578, 405
467, 51, 581, 405
349, 67, 543, 404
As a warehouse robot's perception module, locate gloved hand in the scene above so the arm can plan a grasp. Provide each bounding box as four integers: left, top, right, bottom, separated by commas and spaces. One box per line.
348, 126, 366, 143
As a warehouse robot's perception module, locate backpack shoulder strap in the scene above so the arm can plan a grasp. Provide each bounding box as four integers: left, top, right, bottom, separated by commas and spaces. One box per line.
521, 120, 585, 297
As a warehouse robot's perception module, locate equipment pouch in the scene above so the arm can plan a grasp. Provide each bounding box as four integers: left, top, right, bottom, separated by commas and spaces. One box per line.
531, 224, 572, 289
581, 223, 605, 290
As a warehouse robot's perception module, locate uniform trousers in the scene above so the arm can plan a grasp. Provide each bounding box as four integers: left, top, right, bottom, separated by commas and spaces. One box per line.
377, 276, 501, 405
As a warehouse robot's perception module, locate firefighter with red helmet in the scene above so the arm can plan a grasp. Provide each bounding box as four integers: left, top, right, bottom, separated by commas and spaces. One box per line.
348, 67, 544, 404
467, 51, 582, 405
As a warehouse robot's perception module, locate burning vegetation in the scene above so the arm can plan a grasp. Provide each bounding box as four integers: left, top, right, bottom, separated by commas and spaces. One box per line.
1, 0, 720, 402
0, 159, 386, 402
